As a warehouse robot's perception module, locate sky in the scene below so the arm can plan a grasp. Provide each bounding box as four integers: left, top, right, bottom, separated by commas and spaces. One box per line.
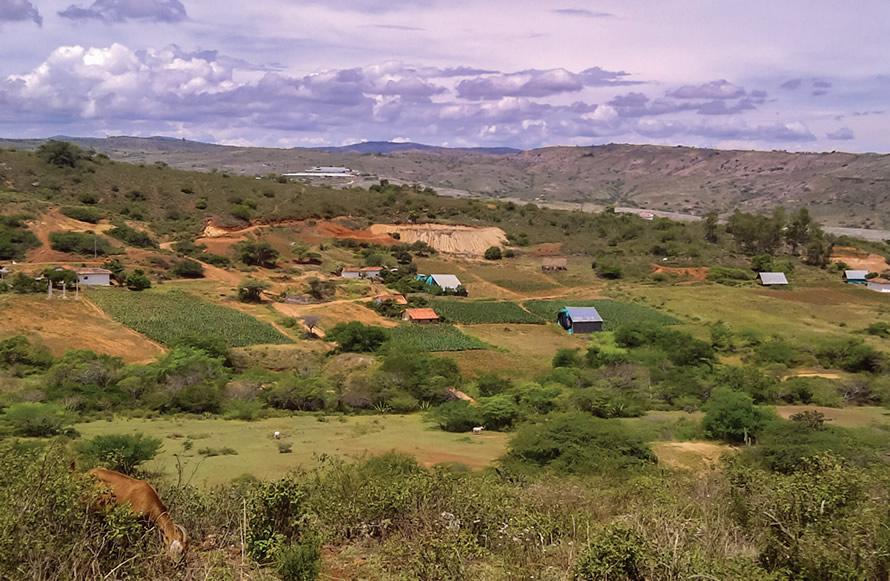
0, 0, 888, 151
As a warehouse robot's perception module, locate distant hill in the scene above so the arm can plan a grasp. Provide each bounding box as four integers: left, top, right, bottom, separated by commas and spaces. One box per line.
2, 136, 889, 228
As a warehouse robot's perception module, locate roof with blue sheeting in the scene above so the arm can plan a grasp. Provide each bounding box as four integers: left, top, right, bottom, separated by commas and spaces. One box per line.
563, 306, 603, 323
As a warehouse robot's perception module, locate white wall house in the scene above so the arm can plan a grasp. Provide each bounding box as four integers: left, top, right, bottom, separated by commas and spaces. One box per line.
76, 268, 112, 286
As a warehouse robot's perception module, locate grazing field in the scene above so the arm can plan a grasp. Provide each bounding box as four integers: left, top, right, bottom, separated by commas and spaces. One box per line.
430, 299, 542, 324
74, 414, 509, 486
89, 288, 292, 348
523, 299, 679, 330
388, 324, 487, 352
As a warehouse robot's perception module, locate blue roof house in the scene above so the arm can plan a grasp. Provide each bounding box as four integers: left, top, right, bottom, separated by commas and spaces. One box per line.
557, 306, 604, 334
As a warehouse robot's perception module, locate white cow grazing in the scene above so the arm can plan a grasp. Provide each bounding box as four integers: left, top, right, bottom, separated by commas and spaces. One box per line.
472, 426, 484, 434
273, 431, 281, 439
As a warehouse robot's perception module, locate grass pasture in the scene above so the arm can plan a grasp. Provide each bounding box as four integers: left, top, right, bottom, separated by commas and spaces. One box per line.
389, 324, 487, 352
89, 288, 292, 348
430, 299, 542, 324
74, 414, 509, 486
523, 299, 679, 330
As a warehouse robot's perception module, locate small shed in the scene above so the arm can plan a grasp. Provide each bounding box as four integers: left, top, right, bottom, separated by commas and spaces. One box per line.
541, 257, 568, 272
867, 279, 890, 293
557, 306, 604, 334
403, 308, 440, 324
843, 270, 869, 284
758, 272, 788, 286
359, 267, 384, 280
0, 267, 9, 279
341, 267, 362, 279
76, 267, 112, 286
418, 274, 463, 292
374, 293, 408, 305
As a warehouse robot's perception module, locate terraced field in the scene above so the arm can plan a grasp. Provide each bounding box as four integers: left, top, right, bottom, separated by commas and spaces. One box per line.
429, 299, 542, 324
523, 299, 679, 330
388, 324, 487, 352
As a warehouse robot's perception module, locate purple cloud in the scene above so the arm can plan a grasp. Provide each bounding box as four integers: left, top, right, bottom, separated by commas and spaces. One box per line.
0, 0, 42, 25
668, 79, 746, 99
551, 8, 614, 18
457, 67, 635, 100
827, 127, 854, 140
59, 0, 187, 22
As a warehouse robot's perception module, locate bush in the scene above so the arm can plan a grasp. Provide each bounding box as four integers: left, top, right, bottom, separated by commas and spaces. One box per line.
596, 262, 623, 279
816, 339, 885, 373
238, 279, 269, 303
125, 269, 151, 291
275, 535, 321, 581
702, 388, 773, 444
575, 524, 647, 581
478, 395, 521, 430
327, 322, 388, 353
707, 266, 752, 285
505, 413, 656, 474
76, 434, 162, 475
0, 216, 40, 260
483, 246, 502, 260
37, 140, 85, 168
171, 259, 204, 279
0, 335, 53, 371
238, 241, 279, 268
434, 400, 482, 432
60, 206, 104, 224
476, 374, 512, 397
552, 348, 582, 368
107, 224, 158, 248
2, 403, 70, 437
49, 231, 116, 256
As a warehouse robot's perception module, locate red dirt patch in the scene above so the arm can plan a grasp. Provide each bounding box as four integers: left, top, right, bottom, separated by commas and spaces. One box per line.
25, 209, 116, 264
832, 246, 889, 273
652, 264, 709, 281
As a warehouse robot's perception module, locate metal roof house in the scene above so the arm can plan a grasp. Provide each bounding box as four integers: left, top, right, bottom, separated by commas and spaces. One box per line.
758, 272, 788, 286
843, 270, 869, 284
541, 257, 568, 272
76, 267, 112, 286
557, 306, 604, 334
403, 308, 440, 324
867, 279, 890, 293
341, 266, 384, 280
417, 274, 464, 293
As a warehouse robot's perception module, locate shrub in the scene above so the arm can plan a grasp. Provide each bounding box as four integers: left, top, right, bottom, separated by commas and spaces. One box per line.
596, 262, 623, 279
434, 400, 483, 432
552, 348, 582, 368
483, 246, 502, 260
275, 535, 321, 581
107, 224, 158, 248
237, 241, 279, 268
171, 259, 204, 279
702, 388, 773, 444
49, 231, 116, 256
37, 140, 85, 168
246, 477, 311, 561
476, 374, 512, 397
505, 413, 656, 474
76, 434, 162, 475
125, 269, 151, 291
327, 322, 388, 353
478, 395, 521, 430
575, 524, 647, 581
238, 279, 269, 303
0, 216, 40, 260
707, 266, 752, 285
60, 206, 104, 224
2, 403, 70, 437
816, 339, 885, 373
0, 335, 53, 371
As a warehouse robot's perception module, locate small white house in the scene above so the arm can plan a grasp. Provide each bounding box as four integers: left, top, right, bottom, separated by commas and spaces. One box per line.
0, 267, 9, 280
76, 267, 112, 286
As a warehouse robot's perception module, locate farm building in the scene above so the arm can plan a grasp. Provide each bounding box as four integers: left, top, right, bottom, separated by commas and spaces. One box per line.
374, 293, 408, 305
843, 270, 869, 284
76, 268, 112, 286
557, 306, 604, 334
281, 166, 354, 178
867, 279, 890, 293
403, 308, 440, 324
758, 272, 788, 286
417, 274, 464, 293
341, 266, 384, 280
541, 257, 568, 272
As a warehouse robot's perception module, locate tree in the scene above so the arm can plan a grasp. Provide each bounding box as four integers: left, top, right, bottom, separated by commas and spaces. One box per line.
703, 211, 720, 243
303, 315, 321, 337
125, 269, 151, 291
484, 246, 503, 260
2, 402, 70, 437
750, 254, 774, 273
785, 208, 813, 254
239, 279, 269, 303
102, 258, 126, 285
702, 388, 773, 444
327, 322, 388, 352
306, 277, 335, 301
36, 140, 85, 168
434, 400, 482, 432
238, 241, 279, 268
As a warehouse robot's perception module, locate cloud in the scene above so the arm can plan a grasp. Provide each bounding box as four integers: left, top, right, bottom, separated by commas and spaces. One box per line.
362, 24, 425, 31
59, 0, 187, 22
0, 0, 42, 25
551, 8, 614, 18
635, 119, 816, 142
668, 79, 746, 99
827, 127, 854, 140
456, 67, 635, 100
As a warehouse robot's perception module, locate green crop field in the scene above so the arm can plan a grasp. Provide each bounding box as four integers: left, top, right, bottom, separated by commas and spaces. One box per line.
430, 299, 543, 324
89, 288, 292, 348
523, 299, 679, 330
389, 324, 487, 352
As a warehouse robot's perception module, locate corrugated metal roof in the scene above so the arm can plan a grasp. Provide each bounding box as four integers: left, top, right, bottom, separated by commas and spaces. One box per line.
405, 308, 439, 320
76, 268, 112, 275
430, 274, 462, 289
758, 272, 788, 285
844, 270, 869, 279
564, 306, 603, 323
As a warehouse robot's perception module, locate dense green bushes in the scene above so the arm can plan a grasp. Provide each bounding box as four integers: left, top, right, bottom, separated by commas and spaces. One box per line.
107, 223, 158, 248
0, 216, 40, 260
60, 206, 104, 224
49, 231, 118, 256
76, 434, 162, 474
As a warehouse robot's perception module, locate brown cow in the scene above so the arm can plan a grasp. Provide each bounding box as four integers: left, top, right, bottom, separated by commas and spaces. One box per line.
88, 468, 189, 561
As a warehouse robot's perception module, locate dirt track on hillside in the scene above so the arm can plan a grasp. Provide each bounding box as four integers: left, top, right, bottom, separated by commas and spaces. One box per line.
369, 224, 507, 256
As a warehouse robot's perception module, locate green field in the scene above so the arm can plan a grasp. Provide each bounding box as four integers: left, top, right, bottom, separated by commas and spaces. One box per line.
89, 288, 292, 348
388, 324, 488, 352
74, 415, 509, 486
430, 299, 542, 324
523, 299, 679, 330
